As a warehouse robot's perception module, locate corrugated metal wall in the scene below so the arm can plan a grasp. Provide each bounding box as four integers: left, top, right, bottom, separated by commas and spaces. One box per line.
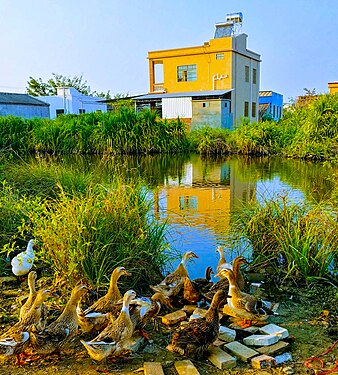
162, 97, 192, 119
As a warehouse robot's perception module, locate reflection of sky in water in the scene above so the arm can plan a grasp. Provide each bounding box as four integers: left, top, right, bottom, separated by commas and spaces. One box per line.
256, 176, 305, 204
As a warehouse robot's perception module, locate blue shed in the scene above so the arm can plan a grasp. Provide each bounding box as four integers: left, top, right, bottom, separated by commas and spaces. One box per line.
0, 92, 50, 119
259, 91, 283, 121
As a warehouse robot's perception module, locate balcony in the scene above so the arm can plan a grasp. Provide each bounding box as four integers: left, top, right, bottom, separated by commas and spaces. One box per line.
152, 83, 166, 93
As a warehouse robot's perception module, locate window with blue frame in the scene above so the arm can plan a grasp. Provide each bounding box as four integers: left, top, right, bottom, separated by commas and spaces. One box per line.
179, 196, 198, 210
177, 64, 197, 82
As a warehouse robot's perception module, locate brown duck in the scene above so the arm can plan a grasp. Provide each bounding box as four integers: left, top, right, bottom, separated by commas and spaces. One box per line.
0, 289, 55, 364
167, 290, 226, 358
81, 290, 136, 361
216, 268, 276, 328
150, 251, 198, 298
183, 266, 214, 303
84, 266, 132, 314
19, 271, 38, 321
203, 255, 248, 301
29, 285, 88, 358
77, 267, 131, 333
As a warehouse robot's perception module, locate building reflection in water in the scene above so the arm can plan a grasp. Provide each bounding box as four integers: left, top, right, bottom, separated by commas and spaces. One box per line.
153, 157, 256, 279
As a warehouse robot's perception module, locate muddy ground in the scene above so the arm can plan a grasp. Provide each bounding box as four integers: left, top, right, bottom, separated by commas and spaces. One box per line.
0, 278, 337, 375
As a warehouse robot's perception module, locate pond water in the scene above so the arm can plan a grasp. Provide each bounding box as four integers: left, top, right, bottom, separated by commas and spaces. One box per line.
24, 153, 336, 280
92, 153, 334, 279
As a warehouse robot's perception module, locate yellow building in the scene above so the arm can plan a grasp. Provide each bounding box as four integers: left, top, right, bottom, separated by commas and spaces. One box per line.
136, 14, 261, 127
328, 82, 338, 95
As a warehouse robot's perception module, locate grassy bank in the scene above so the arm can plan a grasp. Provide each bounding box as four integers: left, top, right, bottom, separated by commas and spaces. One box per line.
0, 157, 172, 292
1, 94, 338, 160
188, 93, 338, 160
229, 194, 338, 285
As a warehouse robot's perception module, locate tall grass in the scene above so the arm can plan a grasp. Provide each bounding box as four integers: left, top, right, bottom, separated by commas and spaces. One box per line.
0, 157, 173, 292
231, 195, 338, 284
15, 181, 170, 291
188, 126, 231, 154
230, 118, 296, 156
282, 94, 338, 159
0, 108, 189, 155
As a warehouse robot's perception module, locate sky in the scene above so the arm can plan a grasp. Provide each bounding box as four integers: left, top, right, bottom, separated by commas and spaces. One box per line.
1, 0, 337, 102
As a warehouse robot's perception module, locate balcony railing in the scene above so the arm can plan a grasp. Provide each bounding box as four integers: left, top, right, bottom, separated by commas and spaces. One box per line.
153, 83, 165, 93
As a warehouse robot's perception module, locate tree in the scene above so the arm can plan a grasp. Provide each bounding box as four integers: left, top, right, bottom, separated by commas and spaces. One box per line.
26, 73, 109, 98
303, 88, 317, 96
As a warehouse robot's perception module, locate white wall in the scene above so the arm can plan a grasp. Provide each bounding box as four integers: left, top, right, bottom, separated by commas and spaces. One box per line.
162, 97, 192, 119
38, 87, 107, 119
231, 34, 260, 123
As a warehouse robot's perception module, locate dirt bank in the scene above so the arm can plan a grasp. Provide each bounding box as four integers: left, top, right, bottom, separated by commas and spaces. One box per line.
0, 279, 337, 375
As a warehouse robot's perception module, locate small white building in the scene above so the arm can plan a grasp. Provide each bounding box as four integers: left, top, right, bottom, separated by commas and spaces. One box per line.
38, 87, 107, 119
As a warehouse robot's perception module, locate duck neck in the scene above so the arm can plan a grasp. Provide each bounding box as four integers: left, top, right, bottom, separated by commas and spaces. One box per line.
226, 273, 241, 298
175, 262, 188, 277
107, 272, 120, 300
26, 241, 34, 256
27, 279, 37, 303
118, 296, 131, 321
205, 294, 222, 323
233, 261, 245, 289
57, 294, 79, 323
218, 248, 226, 264
206, 267, 213, 281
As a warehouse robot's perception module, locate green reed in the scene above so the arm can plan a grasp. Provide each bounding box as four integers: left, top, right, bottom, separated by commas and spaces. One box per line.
231, 195, 338, 284
3, 179, 170, 292
282, 94, 338, 159
188, 126, 231, 154
0, 108, 188, 155
0, 155, 172, 291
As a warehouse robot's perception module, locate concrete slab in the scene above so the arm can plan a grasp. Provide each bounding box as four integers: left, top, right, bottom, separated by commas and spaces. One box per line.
218, 326, 236, 342
251, 354, 277, 369
257, 341, 290, 356
208, 347, 236, 369
224, 341, 259, 362
175, 359, 200, 375
162, 310, 187, 325
259, 323, 289, 339
243, 334, 279, 346
144, 362, 165, 375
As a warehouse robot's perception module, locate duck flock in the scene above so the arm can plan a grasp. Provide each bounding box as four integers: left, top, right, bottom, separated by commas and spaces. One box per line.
0, 241, 277, 365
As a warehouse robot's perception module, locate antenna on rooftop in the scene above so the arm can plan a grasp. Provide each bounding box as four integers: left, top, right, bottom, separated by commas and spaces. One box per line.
214, 12, 243, 38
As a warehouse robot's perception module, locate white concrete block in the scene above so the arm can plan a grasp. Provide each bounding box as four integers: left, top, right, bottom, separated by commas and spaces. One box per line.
218, 326, 236, 342
224, 341, 259, 362
208, 347, 236, 369
243, 334, 279, 346
259, 323, 289, 339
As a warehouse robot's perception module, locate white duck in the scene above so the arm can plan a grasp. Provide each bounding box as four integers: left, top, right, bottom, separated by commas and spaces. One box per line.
11, 239, 35, 277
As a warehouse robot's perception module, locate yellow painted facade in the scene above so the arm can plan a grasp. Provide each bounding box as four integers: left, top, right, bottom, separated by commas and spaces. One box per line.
328, 82, 338, 95
148, 33, 261, 122
165, 186, 231, 233
149, 37, 233, 93
152, 157, 256, 238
